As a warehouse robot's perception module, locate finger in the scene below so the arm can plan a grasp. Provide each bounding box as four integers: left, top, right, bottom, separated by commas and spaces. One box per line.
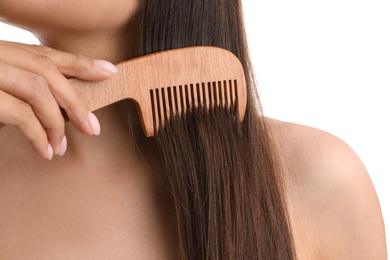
0, 41, 118, 80
0, 61, 65, 154
48, 50, 118, 80
0, 90, 52, 160
0, 48, 98, 137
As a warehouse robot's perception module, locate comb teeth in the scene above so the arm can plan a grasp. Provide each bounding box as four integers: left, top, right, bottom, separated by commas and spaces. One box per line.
150, 79, 238, 133
70, 46, 247, 137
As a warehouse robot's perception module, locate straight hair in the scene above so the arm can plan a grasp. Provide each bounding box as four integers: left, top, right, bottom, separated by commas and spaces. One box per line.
133, 0, 297, 258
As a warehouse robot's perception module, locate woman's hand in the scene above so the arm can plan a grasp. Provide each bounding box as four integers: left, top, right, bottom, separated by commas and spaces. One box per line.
0, 40, 118, 160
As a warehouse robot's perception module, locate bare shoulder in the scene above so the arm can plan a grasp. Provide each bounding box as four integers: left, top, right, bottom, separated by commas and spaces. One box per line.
263, 117, 387, 259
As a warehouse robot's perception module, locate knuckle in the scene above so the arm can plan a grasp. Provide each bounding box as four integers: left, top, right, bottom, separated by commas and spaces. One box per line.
15, 101, 34, 125
46, 112, 65, 131
28, 74, 49, 99
37, 55, 57, 73
31, 44, 55, 55
56, 81, 83, 110
73, 53, 93, 68
50, 120, 65, 133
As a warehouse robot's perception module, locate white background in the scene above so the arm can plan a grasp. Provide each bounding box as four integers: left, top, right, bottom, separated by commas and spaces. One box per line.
1, 0, 389, 251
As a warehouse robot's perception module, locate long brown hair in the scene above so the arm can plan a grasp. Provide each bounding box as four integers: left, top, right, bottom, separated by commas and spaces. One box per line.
133, 0, 296, 258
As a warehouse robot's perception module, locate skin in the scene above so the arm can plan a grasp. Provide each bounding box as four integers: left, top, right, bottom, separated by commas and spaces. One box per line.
0, 0, 386, 259
268, 118, 387, 259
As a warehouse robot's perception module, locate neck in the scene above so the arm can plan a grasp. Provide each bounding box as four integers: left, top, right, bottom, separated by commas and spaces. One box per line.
35, 21, 139, 63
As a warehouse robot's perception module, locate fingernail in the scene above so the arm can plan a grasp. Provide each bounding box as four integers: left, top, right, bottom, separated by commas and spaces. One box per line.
59, 136, 67, 156
47, 144, 54, 160
88, 112, 101, 136
94, 59, 118, 74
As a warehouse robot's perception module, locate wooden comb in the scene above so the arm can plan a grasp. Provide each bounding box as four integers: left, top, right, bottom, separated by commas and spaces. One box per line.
70, 46, 247, 137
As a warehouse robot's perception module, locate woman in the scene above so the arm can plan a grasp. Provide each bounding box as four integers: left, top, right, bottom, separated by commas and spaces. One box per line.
0, 0, 386, 259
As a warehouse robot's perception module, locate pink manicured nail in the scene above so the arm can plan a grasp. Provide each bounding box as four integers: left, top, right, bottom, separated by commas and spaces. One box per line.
59, 136, 67, 156
47, 144, 54, 160
94, 59, 118, 74
88, 112, 101, 136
